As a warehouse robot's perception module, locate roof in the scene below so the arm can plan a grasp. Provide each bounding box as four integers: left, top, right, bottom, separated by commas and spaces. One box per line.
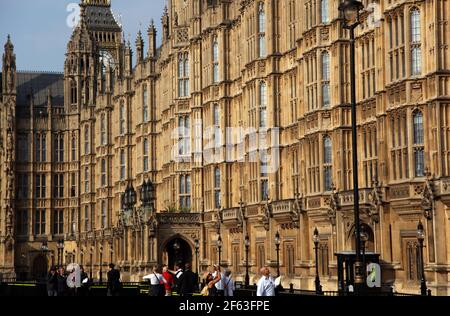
84, 4, 121, 32
15, 71, 64, 108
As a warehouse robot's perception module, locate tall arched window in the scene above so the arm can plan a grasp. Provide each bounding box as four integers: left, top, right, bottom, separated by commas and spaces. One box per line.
71, 137, 76, 161
323, 135, 332, 191
213, 104, 220, 149
321, 0, 329, 23
119, 101, 125, 135
101, 113, 107, 145
101, 159, 106, 187
84, 167, 89, 193
259, 82, 267, 128
410, 8, 422, 75
143, 84, 148, 123
70, 80, 77, 105
258, 2, 266, 58
213, 36, 219, 83
120, 149, 126, 180
84, 125, 90, 155
178, 53, 190, 97
214, 167, 221, 209
413, 111, 425, 177
321, 51, 330, 107
143, 138, 149, 172
101, 201, 107, 229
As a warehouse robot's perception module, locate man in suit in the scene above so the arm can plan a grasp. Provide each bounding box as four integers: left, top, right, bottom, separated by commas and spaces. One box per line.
107, 263, 121, 296
178, 263, 198, 297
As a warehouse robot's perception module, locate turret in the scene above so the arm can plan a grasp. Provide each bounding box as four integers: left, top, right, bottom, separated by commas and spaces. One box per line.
124, 40, 133, 75
147, 20, 157, 58
2, 35, 16, 97
135, 30, 144, 64
162, 6, 170, 43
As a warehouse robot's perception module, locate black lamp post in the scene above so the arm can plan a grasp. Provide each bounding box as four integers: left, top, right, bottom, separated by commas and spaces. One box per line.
417, 221, 428, 296
338, 0, 365, 294
56, 239, 65, 267
217, 235, 222, 266
244, 234, 250, 287
99, 246, 103, 284
275, 231, 281, 277
194, 239, 200, 283
90, 247, 93, 280
313, 228, 323, 295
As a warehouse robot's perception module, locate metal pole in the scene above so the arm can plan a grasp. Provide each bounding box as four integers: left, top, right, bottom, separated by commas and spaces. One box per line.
349, 25, 363, 293
314, 243, 322, 294
245, 245, 250, 287
419, 240, 427, 296
276, 245, 280, 277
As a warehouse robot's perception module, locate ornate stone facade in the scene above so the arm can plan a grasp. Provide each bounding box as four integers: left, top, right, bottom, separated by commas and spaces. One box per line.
1, 0, 450, 295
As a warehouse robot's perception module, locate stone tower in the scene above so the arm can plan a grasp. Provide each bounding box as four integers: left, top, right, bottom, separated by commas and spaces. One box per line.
0, 35, 16, 280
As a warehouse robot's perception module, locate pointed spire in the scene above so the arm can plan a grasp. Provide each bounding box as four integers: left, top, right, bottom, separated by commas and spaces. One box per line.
136, 30, 144, 64
147, 19, 157, 58
4, 34, 14, 51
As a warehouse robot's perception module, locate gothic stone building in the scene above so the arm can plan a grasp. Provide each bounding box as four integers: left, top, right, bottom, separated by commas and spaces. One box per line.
1, 0, 450, 295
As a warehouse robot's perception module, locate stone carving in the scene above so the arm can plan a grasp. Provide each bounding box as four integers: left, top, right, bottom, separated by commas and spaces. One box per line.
215, 208, 223, 234
261, 199, 272, 231
327, 185, 339, 226
421, 172, 435, 220
292, 192, 302, 229
368, 179, 383, 224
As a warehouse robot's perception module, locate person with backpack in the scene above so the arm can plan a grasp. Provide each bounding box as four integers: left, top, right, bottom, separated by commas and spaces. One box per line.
223, 270, 235, 297
149, 265, 167, 297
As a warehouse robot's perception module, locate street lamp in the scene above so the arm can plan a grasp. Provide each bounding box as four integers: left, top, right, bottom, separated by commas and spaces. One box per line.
244, 234, 250, 287
417, 221, 428, 296
194, 239, 200, 283
313, 228, 323, 295
338, 0, 365, 294
56, 239, 65, 267
217, 235, 222, 266
99, 246, 103, 284
275, 231, 281, 277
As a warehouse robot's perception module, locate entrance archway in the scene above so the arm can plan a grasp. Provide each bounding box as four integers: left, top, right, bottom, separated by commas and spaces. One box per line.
32, 255, 48, 282
163, 237, 193, 270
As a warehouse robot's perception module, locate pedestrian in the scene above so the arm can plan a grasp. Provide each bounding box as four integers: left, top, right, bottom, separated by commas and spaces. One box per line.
178, 263, 198, 297
46, 266, 57, 297
162, 265, 174, 296
56, 266, 68, 297
212, 264, 225, 296
207, 266, 221, 296
256, 266, 275, 297
170, 262, 184, 294
107, 263, 121, 296
149, 265, 166, 297
223, 270, 235, 297
78, 266, 90, 296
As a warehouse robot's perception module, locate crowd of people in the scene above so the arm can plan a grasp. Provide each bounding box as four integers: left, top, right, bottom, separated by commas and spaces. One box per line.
46, 261, 278, 297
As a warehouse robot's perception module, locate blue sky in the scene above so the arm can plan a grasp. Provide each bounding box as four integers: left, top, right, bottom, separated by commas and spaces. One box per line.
0, 0, 165, 72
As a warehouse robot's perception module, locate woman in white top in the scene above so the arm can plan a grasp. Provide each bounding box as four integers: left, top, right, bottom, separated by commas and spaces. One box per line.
149, 265, 167, 297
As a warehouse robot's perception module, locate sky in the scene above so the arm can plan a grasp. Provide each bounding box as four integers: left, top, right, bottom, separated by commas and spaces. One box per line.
0, 0, 165, 72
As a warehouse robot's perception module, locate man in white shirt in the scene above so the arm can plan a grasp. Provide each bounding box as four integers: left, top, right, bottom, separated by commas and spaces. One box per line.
256, 266, 275, 297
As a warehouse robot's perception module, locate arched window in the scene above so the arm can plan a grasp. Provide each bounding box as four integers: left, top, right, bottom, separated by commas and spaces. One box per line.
143, 84, 148, 123
213, 104, 220, 149
410, 8, 422, 75
84, 125, 90, 155
101, 113, 107, 145
84, 167, 89, 193
101, 201, 107, 229
258, 2, 266, 58
119, 101, 125, 135
178, 53, 190, 97
84, 205, 89, 232
120, 149, 126, 180
259, 82, 267, 128
321, 51, 330, 107
413, 111, 425, 177
179, 174, 191, 210
71, 137, 76, 161
101, 159, 106, 187
70, 80, 77, 105
214, 167, 221, 209
323, 135, 332, 191
143, 138, 149, 172
213, 36, 219, 83
321, 0, 329, 23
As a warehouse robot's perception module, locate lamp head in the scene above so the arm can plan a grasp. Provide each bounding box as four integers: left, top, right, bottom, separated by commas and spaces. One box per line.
339, 0, 364, 27
417, 221, 425, 242
275, 231, 281, 246
313, 227, 320, 244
